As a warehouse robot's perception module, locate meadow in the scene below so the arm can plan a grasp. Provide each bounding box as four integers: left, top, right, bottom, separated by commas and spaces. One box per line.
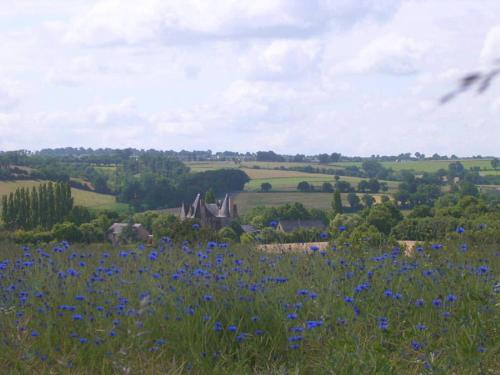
0, 236, 497, 374
233, 192, 389, 215
0, 180, 127, 212
329, 159, 496, 174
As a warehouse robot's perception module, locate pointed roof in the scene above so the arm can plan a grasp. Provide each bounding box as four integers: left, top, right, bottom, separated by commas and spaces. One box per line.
219, 194, 230, 217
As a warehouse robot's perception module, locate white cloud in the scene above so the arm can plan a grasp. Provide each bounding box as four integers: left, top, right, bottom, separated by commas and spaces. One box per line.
480, 26, 500, 66
240, 39, 322, 80
348, 34, 427, 75
65, 0, 332, 46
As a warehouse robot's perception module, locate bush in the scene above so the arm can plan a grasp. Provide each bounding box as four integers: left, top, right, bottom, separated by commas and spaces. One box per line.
52, 222, 82, 242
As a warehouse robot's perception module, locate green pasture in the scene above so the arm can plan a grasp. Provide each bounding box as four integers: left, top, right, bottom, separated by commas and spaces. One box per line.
245, 176, 398, 192
329, 159, 496, 173
233, 192, 389, 215
0, 180, 127, 212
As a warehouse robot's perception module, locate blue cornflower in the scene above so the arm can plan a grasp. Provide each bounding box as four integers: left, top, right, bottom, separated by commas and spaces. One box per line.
477, 265, 489, 274
320, 232, 329, 240
415, 298, 424, 307
287, 313, 298, 320
192, 223, 200, 230
378, 317, 389, 330
109, 330, 116, 337
344, 296, 354, 304
384, 290, 393, 297
310, 245, 319, 252
75, 295, 85, 301
289, 344, 300, 349
214, 322, 223, 332
455, 226, 465, 233
432, 298, 442, 308
203, 294, 213, 302
290, 326, 304, 333
339, 226, 346, 232
446, 294, 457, 302
227, 325, 237, 332
255, 329, 265, 336
297, 289, 309, 296
411, 340, 423, 350
79, 338, 88, 344
31, 330, 39, 337
306, 320, 323, 329
416, 323, 427, 331
269, 220, 278, 228
309, 292, 318, 299
155, 339, 167, 346
72, 314, 83, 321
288, 335, 303, 342
236, 333, 247, 342
477, 346, 486, 353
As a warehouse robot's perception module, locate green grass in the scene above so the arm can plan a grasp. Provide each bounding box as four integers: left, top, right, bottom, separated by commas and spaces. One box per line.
233, 192, 389, 214
329, 159, 496, 173
0, 239, 496, 374
0, 180, 126, 211
245, 176, 398, 192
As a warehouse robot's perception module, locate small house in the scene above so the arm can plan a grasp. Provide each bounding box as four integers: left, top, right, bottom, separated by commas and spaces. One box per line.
107, 223, 151, 245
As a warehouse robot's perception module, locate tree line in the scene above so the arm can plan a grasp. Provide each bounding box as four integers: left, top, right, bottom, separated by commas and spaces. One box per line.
1, 182, 73, 230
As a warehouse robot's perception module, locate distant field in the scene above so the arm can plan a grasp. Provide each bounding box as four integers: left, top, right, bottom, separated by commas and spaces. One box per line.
0, 180, 127, 211
233, 192, 389, 215
329, 159, 495, 173
241, 168, 333, 180
188, 159, 498, 175
186, 161, 314, 172
246, 175, 399, 192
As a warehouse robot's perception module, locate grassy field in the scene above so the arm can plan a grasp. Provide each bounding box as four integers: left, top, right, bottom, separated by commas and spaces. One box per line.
0, 239, 496, 373
329, 159, 496, 173
187, 159, 497, 175
0, 180, 127, 211
233, 192, 389, 214
246, 176, 398, 192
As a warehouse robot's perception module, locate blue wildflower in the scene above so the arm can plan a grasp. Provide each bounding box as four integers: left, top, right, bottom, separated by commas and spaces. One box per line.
378, 317, 389, 330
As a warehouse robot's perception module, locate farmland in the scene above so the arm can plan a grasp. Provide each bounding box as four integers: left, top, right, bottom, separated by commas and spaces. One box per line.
233, 192, 389, 215
0, 238, 496, 374
0, 180, 127, 212
329, 159, 496, 174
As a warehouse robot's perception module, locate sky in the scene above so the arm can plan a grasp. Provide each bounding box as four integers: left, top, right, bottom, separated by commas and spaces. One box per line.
0, 0, 499, 156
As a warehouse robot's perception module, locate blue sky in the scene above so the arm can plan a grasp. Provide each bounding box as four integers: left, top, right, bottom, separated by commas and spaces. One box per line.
0, 0, 499, 156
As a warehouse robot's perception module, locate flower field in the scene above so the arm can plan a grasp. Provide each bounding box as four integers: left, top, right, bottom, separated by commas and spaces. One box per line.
0, 238, 498, 374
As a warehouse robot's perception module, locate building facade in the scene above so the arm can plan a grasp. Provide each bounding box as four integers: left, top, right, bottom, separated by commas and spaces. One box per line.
180, 193, 238, 230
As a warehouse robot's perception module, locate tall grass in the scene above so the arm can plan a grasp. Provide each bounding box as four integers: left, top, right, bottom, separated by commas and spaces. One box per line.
0, 237, 497, 374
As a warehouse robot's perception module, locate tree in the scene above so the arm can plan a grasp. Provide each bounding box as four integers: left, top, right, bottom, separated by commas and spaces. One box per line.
332, 190, 343, 215
366, 203, 403, 235
335, 180, 354, 193
260, 182, 272, 192
297, 181, 311, 192
367, 178, 380, 193
318, 153, 330, 164
492, 158, 499, 170
347, 192, 361, 211
330, 153, 341, 162
357, 180, 369, 192
362, 194, 375, 208
321, 182, 334, 193
205, 188, 215, 203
